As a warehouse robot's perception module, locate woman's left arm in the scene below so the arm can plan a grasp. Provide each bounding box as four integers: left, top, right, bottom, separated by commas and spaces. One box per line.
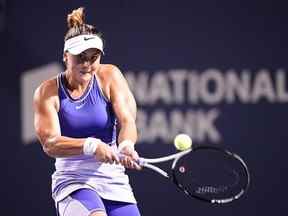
108, 65, 140, 169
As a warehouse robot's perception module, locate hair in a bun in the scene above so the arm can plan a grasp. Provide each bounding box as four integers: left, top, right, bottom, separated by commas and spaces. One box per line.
67, 7, 85, 29
64, 7, 104, 47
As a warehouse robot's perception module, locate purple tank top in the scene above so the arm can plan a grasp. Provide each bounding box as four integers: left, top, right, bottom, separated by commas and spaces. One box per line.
52, 73, 136, 204
57, 72, 117, 143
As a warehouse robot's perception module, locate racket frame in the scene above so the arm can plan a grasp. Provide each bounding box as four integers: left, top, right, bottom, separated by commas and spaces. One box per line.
137, 146, 250, 204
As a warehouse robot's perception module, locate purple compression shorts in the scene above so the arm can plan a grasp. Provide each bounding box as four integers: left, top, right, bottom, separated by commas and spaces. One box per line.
57, 188, 141, 216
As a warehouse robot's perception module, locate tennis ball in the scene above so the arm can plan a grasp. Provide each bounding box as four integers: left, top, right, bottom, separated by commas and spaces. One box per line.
174, 134, 192, 151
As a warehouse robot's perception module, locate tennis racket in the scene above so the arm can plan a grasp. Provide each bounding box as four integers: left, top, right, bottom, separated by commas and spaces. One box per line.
134, 145, 250, 204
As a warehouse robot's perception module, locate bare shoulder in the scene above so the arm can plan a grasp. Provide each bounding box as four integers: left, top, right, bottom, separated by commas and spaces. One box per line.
33, 77, 58, 107
98, 64, 123, 81
96, 64, 129, 101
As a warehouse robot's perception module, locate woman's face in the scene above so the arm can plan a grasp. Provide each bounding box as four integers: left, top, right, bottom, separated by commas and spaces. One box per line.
64, 48, 102, 83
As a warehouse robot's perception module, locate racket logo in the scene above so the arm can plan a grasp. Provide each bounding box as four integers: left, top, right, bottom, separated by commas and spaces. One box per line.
195, 186, 228, 195
179, 166, 186, 173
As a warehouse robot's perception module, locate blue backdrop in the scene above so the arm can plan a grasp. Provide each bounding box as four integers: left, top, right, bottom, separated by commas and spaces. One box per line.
1, 1, 288, 215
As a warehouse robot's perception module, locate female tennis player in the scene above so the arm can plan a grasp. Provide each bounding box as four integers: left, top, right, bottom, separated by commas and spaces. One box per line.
33, 7, 141, 216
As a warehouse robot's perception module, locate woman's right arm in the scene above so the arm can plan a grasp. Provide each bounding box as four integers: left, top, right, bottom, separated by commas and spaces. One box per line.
33, 79, 118, 163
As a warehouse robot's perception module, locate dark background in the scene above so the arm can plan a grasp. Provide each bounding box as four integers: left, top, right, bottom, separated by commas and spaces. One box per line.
1, 0, 287, 215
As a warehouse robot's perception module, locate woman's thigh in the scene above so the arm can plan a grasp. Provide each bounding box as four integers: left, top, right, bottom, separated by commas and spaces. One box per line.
57, 189, 106, 216
103, 199, 141, 216
57, 188, 141, 216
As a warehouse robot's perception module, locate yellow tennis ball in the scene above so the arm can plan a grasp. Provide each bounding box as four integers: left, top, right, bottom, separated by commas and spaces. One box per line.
174, 134, 192, 151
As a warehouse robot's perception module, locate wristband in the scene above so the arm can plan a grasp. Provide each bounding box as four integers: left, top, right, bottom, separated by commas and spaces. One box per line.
118, 140, 135, 152
83, 137, 99, 155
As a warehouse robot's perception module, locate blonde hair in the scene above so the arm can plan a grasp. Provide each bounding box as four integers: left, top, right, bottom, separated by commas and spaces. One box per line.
67, 7, 85, 29
64, 7, 104, 44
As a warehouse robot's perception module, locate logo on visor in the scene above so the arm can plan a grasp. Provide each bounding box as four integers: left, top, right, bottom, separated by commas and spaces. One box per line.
84, 37, 94, 41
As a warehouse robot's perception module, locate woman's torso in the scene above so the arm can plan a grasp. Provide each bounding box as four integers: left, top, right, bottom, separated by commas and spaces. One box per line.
51, 69, 136, 203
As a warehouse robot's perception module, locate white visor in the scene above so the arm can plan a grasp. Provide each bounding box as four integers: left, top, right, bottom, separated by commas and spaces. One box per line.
64, 34, 104, 55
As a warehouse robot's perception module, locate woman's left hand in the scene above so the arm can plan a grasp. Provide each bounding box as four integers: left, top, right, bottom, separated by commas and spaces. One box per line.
119, 145, 141, 170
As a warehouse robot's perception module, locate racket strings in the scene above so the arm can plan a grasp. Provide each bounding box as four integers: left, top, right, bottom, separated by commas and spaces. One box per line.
191, 168, 240, 195
195, 168, 240, 192
172, 147, 249, 202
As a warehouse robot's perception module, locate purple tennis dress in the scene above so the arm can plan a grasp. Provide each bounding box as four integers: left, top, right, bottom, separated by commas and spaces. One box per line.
51, 72, 136, 204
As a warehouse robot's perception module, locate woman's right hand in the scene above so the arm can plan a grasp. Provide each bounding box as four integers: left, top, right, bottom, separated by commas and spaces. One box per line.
94, 142, 120, 164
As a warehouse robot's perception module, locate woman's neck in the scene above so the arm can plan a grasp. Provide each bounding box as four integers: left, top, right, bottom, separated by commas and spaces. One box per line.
64, 70, 92, 93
